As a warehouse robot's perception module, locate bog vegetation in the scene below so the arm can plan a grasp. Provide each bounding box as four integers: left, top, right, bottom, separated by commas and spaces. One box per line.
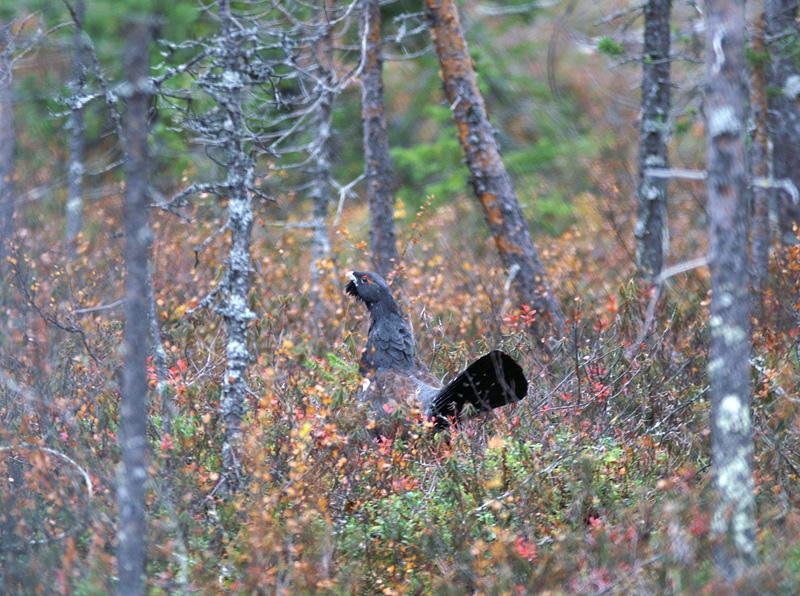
1, 0, 799, 594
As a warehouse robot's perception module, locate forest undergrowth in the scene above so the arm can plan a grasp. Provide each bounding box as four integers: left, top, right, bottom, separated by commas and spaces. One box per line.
2, 185, 799, 594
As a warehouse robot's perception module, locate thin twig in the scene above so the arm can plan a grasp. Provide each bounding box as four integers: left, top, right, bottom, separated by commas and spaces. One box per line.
332, 172, 365, 226
0, 443, 93, 500
72, 298, 124, 315
626, 256, 708, 359
10, 252, 101, 364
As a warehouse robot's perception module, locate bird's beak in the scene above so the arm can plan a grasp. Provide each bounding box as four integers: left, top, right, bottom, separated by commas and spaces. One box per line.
345, 271, 359, 298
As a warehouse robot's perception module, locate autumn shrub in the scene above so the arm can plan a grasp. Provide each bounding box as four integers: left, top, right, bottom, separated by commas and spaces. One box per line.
2, 187, 800, 593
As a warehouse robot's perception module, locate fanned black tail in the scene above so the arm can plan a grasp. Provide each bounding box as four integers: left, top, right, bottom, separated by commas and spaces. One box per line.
430, 350, 528, 423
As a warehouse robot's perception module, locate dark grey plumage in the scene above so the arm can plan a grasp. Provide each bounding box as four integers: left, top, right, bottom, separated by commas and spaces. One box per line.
361, 301, 416, 375
346, 271, 528, 428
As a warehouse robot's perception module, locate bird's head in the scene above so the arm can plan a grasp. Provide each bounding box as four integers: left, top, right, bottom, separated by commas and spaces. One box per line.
345, 271, 393, 307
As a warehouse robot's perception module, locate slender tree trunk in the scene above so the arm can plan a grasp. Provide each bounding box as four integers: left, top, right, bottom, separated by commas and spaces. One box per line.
218, 0, 255, 494
750, 14, 771, 300
362, 0, 399, 280
66, 0, 87, 249
765, 0, 800, 244
146, 254, 189, 590
118, 19, 152, 596
1, 456, 24, 588
147, 263, 172, 436
704, 0, 757, 580
424, 0, 565, 343
0, 22, 16, 270
310, 1, 334, 300
310, 91, 332, 286
635, 0, 671, 281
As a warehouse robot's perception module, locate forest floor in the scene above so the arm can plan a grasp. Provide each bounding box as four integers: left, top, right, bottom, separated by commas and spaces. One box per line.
2, 189, 799, 594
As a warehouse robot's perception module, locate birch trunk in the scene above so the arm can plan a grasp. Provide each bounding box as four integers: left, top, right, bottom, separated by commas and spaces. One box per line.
424, 0, 565, 343
66, 0, 87, 249
310, 2, 334, 297
635, 0, 671, 281
146, 257, 189, 589
0, 22, 16, 269
362, 0, 399, 279
704, 0, 757, 580
147, 264, 172, 436
118, 19, 152, 596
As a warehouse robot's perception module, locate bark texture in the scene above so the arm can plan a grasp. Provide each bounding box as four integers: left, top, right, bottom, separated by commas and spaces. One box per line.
66, 0, 87, 248
362, 0, 399, 279
0, 22, 16, 269
424, 0, 565, 342
218, 0, 256, 494
765, 0, 800, 243
118, 19, 152, 596
310, 2, 334, 296
635, 0, 672, 281
704, 0, 757, 580
750, 15, 771, 298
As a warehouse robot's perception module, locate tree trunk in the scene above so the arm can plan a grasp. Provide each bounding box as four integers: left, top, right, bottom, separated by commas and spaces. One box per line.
146, 253, 189, 589
310, 3, 334, 298
218, 0, 255, 494
0, 22, 16, 270
118, 18, 152, 596
704, 0, 757, 580
635, 0, 671, 281
66, 0, 87, 249
424, 0, 565, 343
147, 262, 172, 436
750, 14, 771, 300
311, 0, 336, 304
310, 91, 332, 289
362, 0, 399, 280
765, 0, 800, 244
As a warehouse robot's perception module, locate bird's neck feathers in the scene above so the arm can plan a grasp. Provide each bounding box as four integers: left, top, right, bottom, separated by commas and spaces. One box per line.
367, 293, 402, 320
361, 296, 417, 375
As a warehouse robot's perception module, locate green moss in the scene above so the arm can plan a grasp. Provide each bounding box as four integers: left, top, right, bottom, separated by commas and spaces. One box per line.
745, 46, 770, 69
598, 37, 625, 57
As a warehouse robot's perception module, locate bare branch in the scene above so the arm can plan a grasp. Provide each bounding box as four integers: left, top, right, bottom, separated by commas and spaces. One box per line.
332, 172, 365, 227
626, 256, 709, 360
0, 443, 93, 500
645, 167, 707, 180
72, 299, 125, 315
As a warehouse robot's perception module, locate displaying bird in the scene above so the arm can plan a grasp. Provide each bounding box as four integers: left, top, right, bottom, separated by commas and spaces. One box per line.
345, 271, 528, 429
